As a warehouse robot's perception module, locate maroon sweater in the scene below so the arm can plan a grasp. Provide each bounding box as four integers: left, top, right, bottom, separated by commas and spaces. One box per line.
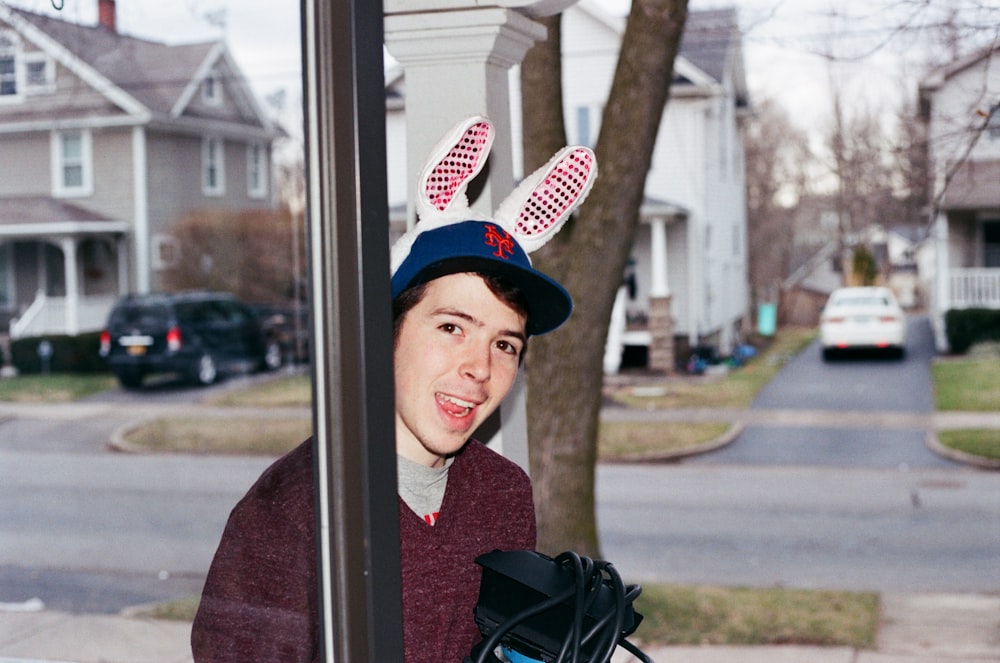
191, 438, 536, 662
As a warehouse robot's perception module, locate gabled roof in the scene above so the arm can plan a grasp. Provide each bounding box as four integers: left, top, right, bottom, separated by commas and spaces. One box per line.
0, 4, 273, 132
574, 1, 747, 103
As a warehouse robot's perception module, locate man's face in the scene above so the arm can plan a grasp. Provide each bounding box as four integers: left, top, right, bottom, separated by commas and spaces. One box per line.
394, 272, 527, 468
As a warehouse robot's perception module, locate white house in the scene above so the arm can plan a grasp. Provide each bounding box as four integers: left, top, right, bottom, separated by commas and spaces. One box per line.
920, 45, 1000, 352
564, 4, 750, 373
385, 3, 751, 373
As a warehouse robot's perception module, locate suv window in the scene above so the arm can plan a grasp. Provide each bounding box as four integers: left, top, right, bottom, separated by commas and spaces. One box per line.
109, 303, 170, 328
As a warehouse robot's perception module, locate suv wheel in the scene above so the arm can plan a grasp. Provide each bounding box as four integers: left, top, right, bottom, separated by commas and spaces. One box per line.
191, 353, 218, 386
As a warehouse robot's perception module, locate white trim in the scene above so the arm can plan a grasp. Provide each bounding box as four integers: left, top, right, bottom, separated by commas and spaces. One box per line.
132, 126, 150, 293
172, 42, 226, 117
22, 51, 54, 94
246, 141, 268, 199
51, 128, 94, 197
0, 221, 129, 237
202, 135, 226, 196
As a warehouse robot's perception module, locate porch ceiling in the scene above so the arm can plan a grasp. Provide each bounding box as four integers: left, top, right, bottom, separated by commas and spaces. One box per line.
0, 196, 129, 237
942, 159, 1000, 210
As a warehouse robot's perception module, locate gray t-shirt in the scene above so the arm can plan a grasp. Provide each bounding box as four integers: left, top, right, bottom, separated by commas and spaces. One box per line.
397, 454, 452, 526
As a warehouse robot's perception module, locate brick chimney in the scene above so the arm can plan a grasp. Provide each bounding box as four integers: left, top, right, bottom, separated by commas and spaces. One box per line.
98, 0, 116, 33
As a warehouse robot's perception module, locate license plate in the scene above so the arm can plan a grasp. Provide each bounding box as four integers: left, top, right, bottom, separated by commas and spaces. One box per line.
127, 345, 147, 356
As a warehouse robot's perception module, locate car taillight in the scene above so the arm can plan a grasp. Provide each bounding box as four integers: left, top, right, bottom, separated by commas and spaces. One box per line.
167, 327, 182, 352
878, 315, 898, 323
824, 316, 845, 324
99, 330, 111, 356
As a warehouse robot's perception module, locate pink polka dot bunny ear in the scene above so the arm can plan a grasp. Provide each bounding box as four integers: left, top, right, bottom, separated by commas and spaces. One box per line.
391, 115, 597, 275
494, 144, 597, 254
415, 115, 495, 228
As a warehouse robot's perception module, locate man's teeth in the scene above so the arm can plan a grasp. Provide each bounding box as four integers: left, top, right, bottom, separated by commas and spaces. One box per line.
439, 394, 475, 415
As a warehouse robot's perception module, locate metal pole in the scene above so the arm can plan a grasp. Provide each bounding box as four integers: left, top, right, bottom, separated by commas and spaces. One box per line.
301, 1, 403, 661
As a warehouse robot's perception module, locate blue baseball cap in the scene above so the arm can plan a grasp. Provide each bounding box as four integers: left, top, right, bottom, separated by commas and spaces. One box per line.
390, 220, 572, 336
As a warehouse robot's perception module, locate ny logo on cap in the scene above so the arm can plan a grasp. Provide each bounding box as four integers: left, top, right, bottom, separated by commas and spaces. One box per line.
484, 224, 515, 259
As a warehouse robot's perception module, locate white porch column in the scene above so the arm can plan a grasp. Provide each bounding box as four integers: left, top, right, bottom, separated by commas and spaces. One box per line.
934, 210, 950, 352
60, 237, 79, 336
385, 7, 545, 227
649, 216, 670, 297
383, 2, 565, 472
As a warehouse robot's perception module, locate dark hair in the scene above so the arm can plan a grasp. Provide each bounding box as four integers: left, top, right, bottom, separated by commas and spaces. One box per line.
393, 272, 530, 362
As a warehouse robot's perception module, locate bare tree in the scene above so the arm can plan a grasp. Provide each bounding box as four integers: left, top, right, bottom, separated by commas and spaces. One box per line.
744, 96, 812, 305
521, 0, 689, 557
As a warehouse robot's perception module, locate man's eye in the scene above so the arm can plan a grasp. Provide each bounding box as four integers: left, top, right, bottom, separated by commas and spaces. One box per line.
496, 340, 520, 356
439, 323, 461, 335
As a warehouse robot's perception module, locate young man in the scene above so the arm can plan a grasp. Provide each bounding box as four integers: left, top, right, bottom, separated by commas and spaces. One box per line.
190, 220, 574, 662
191, 116, 595, 662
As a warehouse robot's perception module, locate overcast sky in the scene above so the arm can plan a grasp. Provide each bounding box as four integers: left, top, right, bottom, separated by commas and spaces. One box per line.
6, 0, 990, 135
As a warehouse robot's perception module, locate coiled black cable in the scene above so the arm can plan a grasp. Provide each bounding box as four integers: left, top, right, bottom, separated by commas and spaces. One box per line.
472, 551, 652, 663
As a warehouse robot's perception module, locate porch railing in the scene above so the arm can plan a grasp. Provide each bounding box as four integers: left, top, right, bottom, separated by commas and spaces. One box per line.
949, 268, 1000, 310
10, 292, 118, 339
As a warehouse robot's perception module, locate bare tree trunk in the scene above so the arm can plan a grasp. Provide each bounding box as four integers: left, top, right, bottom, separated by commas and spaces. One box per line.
522, 0, 689, 557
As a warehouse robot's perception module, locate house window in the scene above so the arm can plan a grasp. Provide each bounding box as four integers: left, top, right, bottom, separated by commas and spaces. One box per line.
247, 142, 268, 198
0, 31, 19, 100
52, 130, 93, 197
152, 234, 181, 270
984, 220, 1000, 268
0, 54, 15, 97
203, 136, 225, 196
23, 53, 54, 92
202, 69, 223, 106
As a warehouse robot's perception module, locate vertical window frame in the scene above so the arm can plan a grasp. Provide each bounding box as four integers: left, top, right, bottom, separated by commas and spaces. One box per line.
51, 129, 94, 197
247, 142, 268, 199
202, 68, 223, 107
202, 136, 226, 196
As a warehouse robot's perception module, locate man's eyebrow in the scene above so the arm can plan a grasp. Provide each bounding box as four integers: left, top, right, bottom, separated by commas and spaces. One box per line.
433, 307, 527, 344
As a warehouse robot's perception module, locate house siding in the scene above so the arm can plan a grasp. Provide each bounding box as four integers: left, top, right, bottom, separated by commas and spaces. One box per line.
88, 128, 134, 221
0, 132, 48, 195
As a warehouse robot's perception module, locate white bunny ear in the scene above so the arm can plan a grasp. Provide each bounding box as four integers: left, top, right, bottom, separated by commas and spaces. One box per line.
494, 146, 597, 254
414, 115, 495, 226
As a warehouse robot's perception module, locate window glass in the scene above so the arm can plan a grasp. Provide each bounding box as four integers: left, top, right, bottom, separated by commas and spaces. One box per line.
0, 54, 15, 96
1, 4, 308, 661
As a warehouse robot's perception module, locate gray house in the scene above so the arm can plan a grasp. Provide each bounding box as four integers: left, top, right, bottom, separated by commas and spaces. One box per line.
0, 0, 281, 341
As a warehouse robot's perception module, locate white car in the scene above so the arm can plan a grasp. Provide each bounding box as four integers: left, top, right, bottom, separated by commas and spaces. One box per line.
819, 286, 907, 360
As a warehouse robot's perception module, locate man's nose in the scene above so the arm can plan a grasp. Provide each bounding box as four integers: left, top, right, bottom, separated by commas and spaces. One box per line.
460, 342, 491, 382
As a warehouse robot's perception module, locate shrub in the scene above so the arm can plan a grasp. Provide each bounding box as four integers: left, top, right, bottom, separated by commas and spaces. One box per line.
10, 332, 108, 374
944, 308, 1000, 354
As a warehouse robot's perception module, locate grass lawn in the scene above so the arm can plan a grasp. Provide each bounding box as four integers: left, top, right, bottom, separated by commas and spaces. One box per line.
122, 416, 309, 456
140, 583, 879, 650
932, 354, 1000, 460
932, 356, 1000, 411
607, 327, 817, 410
0, 373, 116, 402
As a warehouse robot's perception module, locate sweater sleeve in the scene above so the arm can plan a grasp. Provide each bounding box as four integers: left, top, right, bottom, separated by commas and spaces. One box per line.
191, 441, 318, 663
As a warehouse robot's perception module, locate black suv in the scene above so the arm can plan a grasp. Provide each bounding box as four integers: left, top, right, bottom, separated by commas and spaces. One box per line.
99, 292, 283, 389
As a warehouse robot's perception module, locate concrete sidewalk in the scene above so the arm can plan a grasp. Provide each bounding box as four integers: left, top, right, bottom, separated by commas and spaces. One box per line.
1, 592, 997, 663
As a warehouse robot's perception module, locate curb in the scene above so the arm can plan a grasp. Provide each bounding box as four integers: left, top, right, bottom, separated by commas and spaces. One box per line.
607, 423, 744, 464
925, 431, 1000, 470
106, 419, 154, 454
